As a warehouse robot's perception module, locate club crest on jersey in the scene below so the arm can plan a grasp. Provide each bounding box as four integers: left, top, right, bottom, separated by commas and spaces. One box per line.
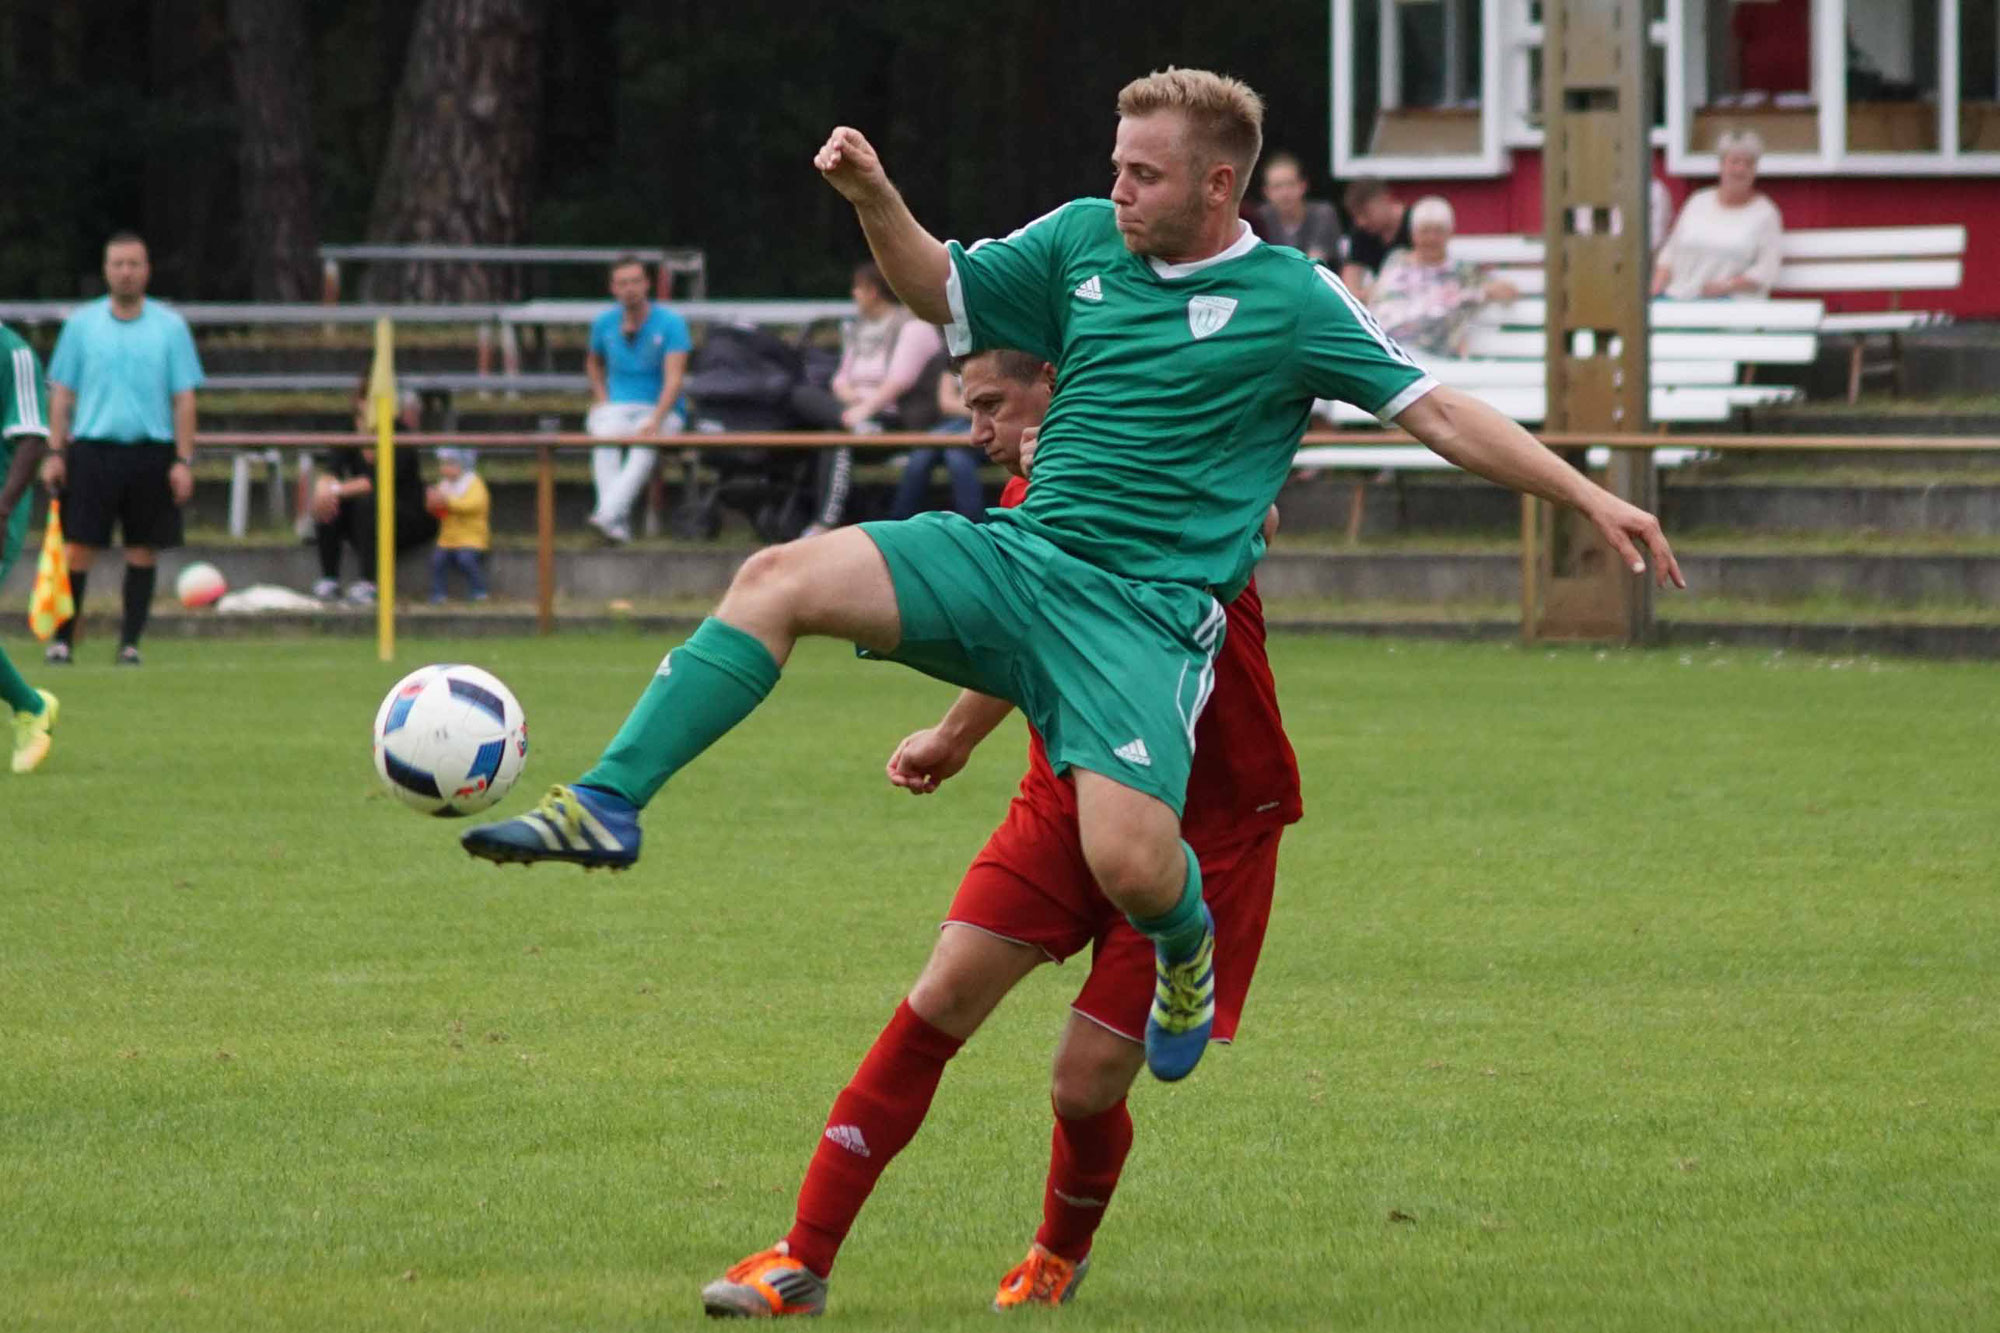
1187, 295, 1238, 340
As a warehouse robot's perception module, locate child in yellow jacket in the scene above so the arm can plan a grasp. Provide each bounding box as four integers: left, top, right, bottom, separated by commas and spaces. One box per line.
427, 449, 491, 602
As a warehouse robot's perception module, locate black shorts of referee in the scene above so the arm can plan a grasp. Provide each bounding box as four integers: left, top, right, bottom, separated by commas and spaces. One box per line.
62, 439, 184, 550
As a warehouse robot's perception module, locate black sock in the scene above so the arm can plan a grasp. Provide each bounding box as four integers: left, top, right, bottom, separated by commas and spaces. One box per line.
122, 565, 157, 647
57, 569, 89, 645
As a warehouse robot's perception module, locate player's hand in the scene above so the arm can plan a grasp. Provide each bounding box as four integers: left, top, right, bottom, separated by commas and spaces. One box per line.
1586, 493, 1686, 589
169, 461, 194, 505
39, 452, 65, 492
814, 127, 892, 206
1016, 426, 1039, 479
886, 726, 973, 795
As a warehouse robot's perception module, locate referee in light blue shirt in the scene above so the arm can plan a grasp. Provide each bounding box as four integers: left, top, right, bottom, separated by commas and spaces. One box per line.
40, 232, 204, 666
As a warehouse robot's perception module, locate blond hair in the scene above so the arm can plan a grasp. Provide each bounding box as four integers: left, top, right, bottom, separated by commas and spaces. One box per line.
1116, 67, 1266, 201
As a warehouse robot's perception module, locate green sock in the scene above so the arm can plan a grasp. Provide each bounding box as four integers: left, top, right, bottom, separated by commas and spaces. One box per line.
578, 618, 781, 807
1129, 841, 1208, 963
0, 644, 42, 715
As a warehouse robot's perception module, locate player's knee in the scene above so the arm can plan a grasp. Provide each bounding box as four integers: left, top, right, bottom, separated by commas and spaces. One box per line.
1083, 838, 1182, 913
906, 968, 995, 1039
1050, 1047, 1136, 1119
723, 542, 811, 620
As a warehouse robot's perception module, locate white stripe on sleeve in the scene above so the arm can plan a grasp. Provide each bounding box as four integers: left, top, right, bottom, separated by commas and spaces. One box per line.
12, 348, 45, 433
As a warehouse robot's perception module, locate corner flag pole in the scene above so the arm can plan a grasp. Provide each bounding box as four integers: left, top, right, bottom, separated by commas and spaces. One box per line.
369, 317, 397, 662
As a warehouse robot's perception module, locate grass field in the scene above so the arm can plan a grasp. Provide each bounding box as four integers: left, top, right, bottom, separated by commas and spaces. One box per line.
2, 633, 1994, 1331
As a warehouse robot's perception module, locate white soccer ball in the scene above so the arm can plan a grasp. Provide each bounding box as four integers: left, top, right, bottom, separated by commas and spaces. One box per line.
176, 561, 227, 608
372, 664, 528, 817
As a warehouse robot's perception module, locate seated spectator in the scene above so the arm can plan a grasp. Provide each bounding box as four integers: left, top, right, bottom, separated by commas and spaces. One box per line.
889, 350, 985, 520
790, 262, 944, 535
1651, 130, 1782, 299
426, 448, 490, 603
585, 256, 692, 544
312, 383, 437, 606
1254, 152, 1341, 263
1366, 196, 1519, 358
1340, 177, 1412, 297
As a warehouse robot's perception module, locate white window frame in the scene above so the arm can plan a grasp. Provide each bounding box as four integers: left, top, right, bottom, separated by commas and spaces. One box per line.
1331, 0, 1507, 178
1333, 0, 2000, 178
1667, 0, 2000, 177
1500, 4, 1673, 150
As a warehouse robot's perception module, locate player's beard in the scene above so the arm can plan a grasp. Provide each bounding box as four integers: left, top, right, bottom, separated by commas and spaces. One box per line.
1127, 184, 1209, 260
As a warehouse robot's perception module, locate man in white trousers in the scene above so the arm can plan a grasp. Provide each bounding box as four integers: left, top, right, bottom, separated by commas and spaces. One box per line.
585, 256, 693, 542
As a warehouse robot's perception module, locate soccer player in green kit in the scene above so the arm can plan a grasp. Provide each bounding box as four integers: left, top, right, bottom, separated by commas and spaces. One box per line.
464, 68, 1684, 1087
1, 323, 59, 773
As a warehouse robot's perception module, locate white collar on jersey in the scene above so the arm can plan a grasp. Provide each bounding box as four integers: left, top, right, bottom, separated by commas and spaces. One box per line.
1146, 220, 1261, 280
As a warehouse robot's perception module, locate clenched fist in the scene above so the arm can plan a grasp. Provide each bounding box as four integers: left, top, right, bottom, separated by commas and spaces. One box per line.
814, 127, 893, 207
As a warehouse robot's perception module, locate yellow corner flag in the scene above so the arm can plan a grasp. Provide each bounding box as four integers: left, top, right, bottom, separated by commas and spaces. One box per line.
28, 501, 74, 641
369, 317, 397, 662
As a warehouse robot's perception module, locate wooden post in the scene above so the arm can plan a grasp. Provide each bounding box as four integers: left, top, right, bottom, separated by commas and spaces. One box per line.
536, 442, 555, 635
1532, 0, 1655, 644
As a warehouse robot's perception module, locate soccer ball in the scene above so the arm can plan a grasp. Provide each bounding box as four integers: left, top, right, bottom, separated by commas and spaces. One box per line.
372, 664, 528, 817
175, 561, 227, 608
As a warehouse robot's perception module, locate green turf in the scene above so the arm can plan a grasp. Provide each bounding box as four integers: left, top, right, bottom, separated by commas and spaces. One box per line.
2, 635, 1994, 1331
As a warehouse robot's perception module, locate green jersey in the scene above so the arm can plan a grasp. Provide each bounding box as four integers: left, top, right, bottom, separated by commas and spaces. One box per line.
945, 198, 1434, 593
0, 325, 50, 580
1, 324, 49, 449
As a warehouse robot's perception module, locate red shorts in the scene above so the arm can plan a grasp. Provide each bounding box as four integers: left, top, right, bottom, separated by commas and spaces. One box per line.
944, 796, 1283, 1045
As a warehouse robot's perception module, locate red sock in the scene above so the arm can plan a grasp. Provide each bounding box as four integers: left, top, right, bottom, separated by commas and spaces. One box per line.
784, 1000, 963, 1277
1033, 1098, 1134, 1262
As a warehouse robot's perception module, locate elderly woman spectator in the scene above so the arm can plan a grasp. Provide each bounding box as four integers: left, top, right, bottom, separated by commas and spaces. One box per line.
1651, 130, 1783, 299
791, 262, 944, 535
1365, 196, 1519, 358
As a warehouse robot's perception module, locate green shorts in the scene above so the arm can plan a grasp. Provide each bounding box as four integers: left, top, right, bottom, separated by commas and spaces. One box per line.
859, 512, 1225, 814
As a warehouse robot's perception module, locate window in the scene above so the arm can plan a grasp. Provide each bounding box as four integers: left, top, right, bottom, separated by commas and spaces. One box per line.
1333, 0, 1504, 175
1335, 0, 2000, 176
1846, 0, 1942, 154
1506, 0, 1667, 146
1959, 0, 2000, 153
1676, 0, 1832, 161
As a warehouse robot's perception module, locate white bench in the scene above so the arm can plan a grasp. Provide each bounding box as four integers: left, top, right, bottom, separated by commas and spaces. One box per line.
1771, 226, 1964, 401
1450, 224, 1966, 401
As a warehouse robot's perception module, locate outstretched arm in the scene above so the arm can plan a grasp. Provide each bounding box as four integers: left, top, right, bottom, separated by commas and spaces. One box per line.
885, 689, 1017, 795
814, 127, 953, 325
1394, 386, 1685, 588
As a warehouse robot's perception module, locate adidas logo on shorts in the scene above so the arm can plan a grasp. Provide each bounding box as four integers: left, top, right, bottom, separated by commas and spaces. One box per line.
1113, 738, 1151, 767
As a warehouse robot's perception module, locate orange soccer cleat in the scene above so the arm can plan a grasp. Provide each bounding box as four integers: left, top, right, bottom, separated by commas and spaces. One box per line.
700, 1242, 828, 1319
992, 1243, 1091, 1311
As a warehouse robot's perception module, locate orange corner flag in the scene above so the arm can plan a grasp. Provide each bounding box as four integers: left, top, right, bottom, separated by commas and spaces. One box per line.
28, 501, 74, 641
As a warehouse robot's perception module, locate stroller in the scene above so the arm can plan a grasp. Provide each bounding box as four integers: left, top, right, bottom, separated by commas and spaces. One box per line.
671, 323, 832, 542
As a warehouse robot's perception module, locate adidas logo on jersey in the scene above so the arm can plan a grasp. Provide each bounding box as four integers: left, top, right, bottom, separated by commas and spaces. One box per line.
825, 1124, 871, 1157
1073, 275, 1103, 302
1113, 738, 1152, 767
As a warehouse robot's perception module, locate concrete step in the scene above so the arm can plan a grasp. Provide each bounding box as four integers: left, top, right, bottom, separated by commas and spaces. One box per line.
32, 464, 1995, 542
9, 544, 2000, 611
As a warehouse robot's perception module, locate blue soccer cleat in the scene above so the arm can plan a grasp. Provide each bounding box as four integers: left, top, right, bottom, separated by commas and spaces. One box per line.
1145, 904, 1216, 1082
460, 783, 641, 870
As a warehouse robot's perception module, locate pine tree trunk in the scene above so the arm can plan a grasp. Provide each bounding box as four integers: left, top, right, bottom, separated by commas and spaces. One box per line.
224, 0, 321, 302
364, 0, 548, 301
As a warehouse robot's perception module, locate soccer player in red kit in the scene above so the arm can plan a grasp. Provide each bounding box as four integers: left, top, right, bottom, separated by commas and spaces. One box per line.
701, 348, 1302, 1319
